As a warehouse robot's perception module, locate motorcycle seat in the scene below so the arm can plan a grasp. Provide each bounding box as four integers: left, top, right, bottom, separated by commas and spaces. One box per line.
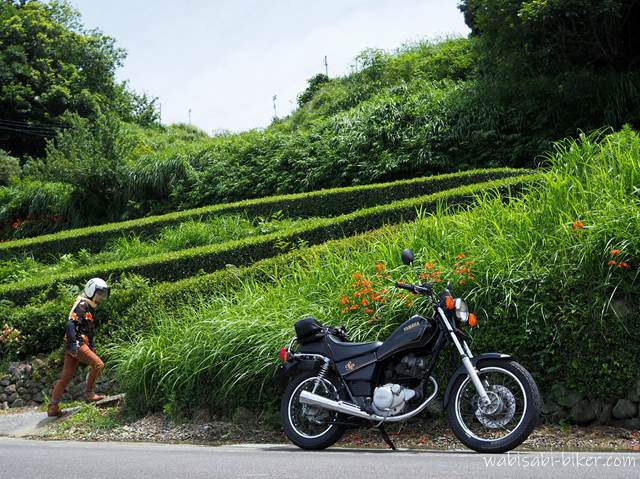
326, 334, 382, 362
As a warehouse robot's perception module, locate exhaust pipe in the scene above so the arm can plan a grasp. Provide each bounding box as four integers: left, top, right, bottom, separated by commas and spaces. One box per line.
299, 376, 438, 423
299, 391, 372, 420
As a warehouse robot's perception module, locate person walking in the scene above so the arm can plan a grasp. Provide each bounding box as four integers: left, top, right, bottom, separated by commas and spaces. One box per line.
48, 278, 110, 417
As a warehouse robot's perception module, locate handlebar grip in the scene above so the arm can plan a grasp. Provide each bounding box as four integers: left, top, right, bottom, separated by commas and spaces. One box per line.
395, 282, 415, 292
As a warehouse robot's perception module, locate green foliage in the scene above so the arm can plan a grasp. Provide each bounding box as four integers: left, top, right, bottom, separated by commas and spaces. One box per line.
0, 271, 151, 357
0, 149, 20, 185
0, 0, 156, 156
297, 73, 329, 107
0, 213, 302, 285
107, 127, 639, 414
459, 0, 640, 75
0, 167, 526, 260
0, 178, 73, 238
0, 174, 536, 306
23, 111, 136, 225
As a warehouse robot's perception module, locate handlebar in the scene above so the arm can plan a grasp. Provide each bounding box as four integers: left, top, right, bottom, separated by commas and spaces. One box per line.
394, 282, 432, 295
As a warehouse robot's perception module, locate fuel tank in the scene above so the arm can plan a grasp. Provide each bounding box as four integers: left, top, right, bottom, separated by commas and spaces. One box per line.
376, 314, 437, 361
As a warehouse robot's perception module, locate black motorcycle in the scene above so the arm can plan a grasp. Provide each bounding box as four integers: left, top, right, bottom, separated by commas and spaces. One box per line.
274, 248, 540, 452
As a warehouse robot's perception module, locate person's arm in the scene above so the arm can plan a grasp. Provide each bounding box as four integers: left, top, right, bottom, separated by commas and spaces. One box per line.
65, 319, 78, 356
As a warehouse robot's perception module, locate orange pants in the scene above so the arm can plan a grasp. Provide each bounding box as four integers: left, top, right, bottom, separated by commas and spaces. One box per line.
50, 343, 104, 404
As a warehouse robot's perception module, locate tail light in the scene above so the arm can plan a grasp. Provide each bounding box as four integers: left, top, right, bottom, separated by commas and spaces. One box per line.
278, 348, 289, 362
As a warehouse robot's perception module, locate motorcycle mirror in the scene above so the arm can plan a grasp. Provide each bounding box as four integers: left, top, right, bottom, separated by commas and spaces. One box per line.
401, 248, 414, 266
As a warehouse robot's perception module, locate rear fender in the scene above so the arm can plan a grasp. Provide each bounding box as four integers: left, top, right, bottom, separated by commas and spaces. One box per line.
272, 357, 322, 392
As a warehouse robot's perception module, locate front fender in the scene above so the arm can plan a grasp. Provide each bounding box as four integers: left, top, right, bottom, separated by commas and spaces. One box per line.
442, 353, 512, 407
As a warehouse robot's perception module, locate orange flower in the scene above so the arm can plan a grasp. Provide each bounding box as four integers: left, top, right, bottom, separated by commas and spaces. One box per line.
375, 262, 385, 272
607, 260, 617, 266
572, 219, 585, 230
361, 298, 369, 307
339, 295, 349, 305
364, 308, 374, 315
610, 249, 621, 256
618, 262, 630, 269
349, 304, 358, 311
424, 262, 435, 270
455, 253, 465, 260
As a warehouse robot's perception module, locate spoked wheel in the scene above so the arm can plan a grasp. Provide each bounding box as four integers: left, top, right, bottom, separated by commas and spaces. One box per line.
446, 359, 540, 453
281, 371, 346, 450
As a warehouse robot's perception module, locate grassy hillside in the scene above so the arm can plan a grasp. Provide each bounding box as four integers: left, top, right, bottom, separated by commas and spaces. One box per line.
0, 170, 532, 355
3, 35, 638, 239
103, 127, 638, 416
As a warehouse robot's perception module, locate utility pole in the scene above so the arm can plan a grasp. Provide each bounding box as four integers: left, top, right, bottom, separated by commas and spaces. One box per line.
272, 95, 277, 118
324, 55, 328, 77
188, 108, 192, 124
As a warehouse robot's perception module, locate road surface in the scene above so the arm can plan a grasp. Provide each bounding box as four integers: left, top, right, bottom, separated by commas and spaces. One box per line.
0, 437, 637, 479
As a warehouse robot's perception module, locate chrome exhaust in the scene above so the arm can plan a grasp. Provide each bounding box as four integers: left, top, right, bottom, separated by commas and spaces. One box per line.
299, 376, 438, 423
300, 392, 373, 420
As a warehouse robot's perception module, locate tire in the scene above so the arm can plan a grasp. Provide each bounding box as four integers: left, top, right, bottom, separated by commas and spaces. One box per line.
280, 370, 347, 450
446, 359, 540, 453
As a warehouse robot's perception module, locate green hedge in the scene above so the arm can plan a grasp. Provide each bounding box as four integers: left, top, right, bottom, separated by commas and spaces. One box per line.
0, 168, 530, 262
0, 174, 540, 306
0, 224, 402, 357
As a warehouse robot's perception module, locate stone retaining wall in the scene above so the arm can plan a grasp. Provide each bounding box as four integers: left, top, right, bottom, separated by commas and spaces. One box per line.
0, 354, 118, 409
539, 383, 640, 428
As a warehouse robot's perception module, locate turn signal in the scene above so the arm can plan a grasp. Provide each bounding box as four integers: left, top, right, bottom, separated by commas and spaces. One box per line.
468, 313, 477, 328
278, 348, 288, 362
445, 295, 455, 310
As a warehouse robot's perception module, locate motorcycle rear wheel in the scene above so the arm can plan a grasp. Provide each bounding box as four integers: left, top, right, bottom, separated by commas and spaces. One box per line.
281, 371, 347, 450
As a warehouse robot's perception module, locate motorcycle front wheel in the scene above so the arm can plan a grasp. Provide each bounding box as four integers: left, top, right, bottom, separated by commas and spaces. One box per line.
446, 359, 540, 453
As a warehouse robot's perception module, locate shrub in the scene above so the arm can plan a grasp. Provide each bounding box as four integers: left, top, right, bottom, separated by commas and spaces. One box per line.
0, 174, 538, 305
0, 167, 528, 261
0, 149, 21, 185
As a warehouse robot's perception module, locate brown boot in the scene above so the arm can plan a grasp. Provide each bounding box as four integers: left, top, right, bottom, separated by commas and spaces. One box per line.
47, 403, 64, 417
85, 391, 104, 403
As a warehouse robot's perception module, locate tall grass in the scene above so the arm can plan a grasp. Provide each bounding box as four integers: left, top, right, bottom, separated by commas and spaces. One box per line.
108, 127, 639, 416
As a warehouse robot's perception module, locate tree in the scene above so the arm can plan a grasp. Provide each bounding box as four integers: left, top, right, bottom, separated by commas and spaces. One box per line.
458, 0, 640, 76
297, 73, 330, 107
0, 0, 158, 157
23, 112, 135, 223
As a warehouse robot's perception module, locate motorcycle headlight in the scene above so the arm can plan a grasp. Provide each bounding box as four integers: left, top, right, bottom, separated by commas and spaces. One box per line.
455, 298, 469, 322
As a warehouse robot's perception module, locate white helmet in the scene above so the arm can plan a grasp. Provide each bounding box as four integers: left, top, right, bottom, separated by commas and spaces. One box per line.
84, 277, 110, 300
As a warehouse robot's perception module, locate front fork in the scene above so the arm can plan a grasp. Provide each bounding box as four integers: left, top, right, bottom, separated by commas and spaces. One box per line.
437, 307, 492, 406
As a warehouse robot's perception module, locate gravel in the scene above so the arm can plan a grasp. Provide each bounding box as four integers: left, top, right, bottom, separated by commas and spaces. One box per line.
17, 406, 640, 452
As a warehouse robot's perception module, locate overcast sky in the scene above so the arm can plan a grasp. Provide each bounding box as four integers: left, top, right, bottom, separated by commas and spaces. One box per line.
70, 0, 469, 133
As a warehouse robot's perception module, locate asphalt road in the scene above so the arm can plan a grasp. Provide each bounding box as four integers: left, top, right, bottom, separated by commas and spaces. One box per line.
0, 437, 638, 479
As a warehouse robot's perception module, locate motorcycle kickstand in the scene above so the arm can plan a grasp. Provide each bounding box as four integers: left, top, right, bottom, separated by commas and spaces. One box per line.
378, 425, 396, 451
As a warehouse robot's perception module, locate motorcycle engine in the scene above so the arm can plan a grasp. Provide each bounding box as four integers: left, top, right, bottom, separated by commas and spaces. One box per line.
372, 383, 416, 416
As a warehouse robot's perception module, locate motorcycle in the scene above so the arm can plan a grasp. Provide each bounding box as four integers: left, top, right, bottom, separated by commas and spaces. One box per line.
274, 247, 540, 452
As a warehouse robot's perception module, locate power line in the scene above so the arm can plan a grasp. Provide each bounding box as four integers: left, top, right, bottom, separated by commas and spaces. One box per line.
0, 123, 57, 135
0, 124, 57, 137
0, 118, 64, 129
